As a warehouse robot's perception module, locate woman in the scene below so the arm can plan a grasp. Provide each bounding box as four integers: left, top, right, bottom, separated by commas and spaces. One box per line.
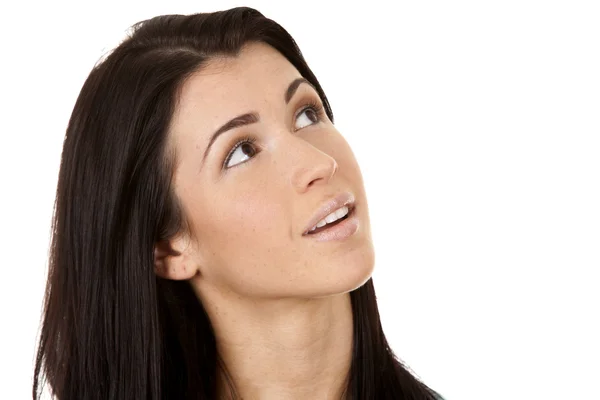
33, 6, 445, 400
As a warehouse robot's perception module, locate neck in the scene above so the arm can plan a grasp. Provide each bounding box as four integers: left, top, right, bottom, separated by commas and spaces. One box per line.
194, 284, 353, 400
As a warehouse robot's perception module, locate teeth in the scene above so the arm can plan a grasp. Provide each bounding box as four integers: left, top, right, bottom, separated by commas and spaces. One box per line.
309, 206, 349, 232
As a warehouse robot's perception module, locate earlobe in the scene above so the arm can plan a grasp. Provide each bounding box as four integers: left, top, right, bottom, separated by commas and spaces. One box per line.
153, 238, 197, 280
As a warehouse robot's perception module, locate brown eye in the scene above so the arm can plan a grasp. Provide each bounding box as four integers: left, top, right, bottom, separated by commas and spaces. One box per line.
224, 138, 258, 169
240, 142, 257, 157
296, 106, 320, 129
305, 108, 319, 123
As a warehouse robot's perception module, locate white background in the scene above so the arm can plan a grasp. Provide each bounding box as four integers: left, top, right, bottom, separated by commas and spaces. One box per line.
1, 1, 598, 399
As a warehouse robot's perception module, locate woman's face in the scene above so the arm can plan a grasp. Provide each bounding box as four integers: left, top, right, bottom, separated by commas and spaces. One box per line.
163, 41, 375, 299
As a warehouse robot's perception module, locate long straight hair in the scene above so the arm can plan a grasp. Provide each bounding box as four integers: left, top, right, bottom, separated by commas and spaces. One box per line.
33, 7, 441, 400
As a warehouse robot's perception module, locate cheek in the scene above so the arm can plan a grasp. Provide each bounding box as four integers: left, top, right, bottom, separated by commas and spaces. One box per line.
226, 191, 284, 236
202, 193, 292, 295
206, 188, 289, 264
337, 138, 365, 186
337, 137, 360, 167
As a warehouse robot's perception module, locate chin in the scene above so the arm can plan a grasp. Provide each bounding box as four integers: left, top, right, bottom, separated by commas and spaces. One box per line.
316, 247, 376, 297
342, 238, 375, 284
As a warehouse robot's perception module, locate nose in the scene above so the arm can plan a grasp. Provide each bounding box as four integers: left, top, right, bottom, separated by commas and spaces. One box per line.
290, 146, 338, 193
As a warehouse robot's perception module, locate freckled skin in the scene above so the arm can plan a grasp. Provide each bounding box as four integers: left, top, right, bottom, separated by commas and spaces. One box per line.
154, 41, 375, 399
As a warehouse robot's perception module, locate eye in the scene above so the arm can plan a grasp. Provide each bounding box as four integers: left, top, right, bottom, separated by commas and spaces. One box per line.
295, 99, 325, 130
223, 135, 258, 169
223, 99, 326, 170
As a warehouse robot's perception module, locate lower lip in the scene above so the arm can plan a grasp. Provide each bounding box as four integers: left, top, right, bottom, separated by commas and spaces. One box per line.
303, 208, 359, 242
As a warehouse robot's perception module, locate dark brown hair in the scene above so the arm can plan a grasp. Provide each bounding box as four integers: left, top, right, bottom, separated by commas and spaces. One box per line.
33, 7, 442, 400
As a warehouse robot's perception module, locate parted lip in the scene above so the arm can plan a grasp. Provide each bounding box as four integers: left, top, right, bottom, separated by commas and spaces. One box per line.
302, 191, 356, 235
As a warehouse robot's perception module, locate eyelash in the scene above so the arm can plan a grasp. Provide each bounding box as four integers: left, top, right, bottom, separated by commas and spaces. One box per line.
222, 99, 326, 170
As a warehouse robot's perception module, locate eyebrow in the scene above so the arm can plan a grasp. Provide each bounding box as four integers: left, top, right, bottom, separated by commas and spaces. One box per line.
200, 77, 317, 166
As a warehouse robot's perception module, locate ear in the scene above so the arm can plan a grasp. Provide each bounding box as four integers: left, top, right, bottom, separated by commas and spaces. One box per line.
154, 236, 198, 280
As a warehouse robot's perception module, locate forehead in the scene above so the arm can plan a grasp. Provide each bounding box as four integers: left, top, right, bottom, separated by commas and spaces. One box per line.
179, 42, 298, 116
169, 41, 301, 147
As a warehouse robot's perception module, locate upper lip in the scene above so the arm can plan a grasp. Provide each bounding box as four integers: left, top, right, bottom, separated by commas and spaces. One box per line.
302, 191, 355, 235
